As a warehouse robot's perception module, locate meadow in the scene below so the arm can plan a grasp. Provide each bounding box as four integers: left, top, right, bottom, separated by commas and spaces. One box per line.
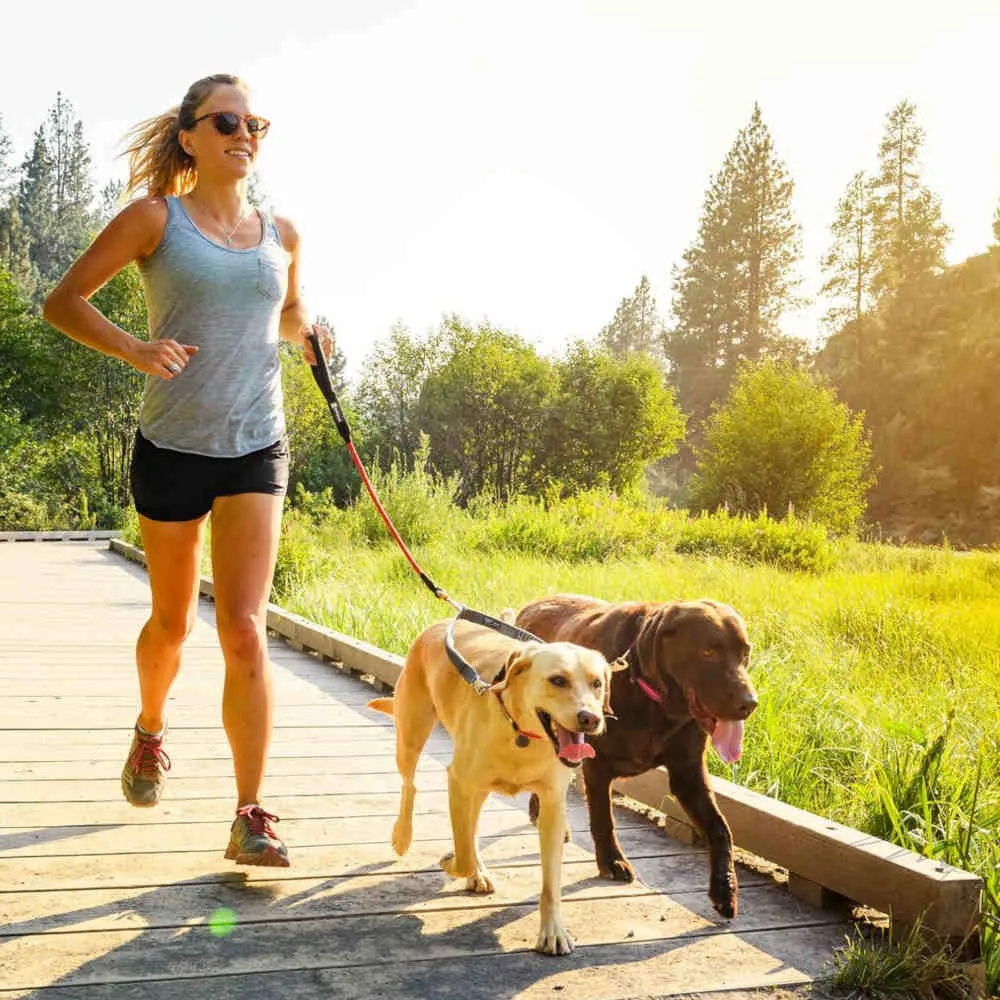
129, 476, 1000, 991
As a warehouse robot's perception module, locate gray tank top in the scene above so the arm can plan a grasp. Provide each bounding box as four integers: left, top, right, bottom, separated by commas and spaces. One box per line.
136, 196, 288, 457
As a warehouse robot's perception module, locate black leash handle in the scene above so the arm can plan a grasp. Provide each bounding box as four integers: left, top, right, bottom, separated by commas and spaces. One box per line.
307, 332, 352, 443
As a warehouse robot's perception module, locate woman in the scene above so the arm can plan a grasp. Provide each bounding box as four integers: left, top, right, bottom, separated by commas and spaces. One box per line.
43, 73, 331, 868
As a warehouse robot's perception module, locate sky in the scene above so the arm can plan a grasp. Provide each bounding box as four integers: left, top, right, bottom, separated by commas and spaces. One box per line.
2, 0, 998, 380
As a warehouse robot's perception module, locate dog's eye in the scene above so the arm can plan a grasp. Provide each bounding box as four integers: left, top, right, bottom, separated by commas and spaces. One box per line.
702, 645, 721, 660
549, 675, 569, 688
591, 679, 603, 690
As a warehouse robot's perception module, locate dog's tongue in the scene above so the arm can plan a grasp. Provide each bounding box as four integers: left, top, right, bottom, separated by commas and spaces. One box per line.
712, 719, 744, 764
555, 724, 595, 762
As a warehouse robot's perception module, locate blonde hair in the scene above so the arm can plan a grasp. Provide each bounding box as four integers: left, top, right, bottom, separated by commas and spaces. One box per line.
122, 74, 248, 199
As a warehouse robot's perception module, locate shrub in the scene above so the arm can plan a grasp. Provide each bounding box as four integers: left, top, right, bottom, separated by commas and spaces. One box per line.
0, 489, 50, 531
690, 360, 875, 535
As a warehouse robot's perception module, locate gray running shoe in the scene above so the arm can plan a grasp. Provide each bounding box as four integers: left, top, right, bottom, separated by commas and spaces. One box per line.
121, 725, 171, 807
225, 805, 290, 867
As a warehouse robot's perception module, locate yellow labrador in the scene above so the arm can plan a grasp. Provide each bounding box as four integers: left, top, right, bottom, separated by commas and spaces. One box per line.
368, 617, 624, 955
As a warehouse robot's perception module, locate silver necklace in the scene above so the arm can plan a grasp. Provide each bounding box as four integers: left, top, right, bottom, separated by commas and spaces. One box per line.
191, 197, 253, 245
220, 205, 253, 245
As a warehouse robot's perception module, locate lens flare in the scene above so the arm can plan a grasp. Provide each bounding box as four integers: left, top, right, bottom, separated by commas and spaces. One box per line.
208, 906, 237, 937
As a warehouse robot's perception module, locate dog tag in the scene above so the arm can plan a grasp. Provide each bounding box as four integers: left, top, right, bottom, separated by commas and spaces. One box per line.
515, 733, 530, 748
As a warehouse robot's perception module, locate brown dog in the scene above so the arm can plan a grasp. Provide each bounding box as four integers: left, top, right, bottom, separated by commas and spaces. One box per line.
368, 617, 624, 955
515, 594, 756, 918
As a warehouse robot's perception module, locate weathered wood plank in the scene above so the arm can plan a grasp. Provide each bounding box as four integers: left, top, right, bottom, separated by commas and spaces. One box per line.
0, 929, 845, 1000
0, 852, 790, 932
1, 892, 846, 995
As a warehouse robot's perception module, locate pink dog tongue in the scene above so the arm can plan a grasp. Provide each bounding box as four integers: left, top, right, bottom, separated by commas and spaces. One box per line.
712, 719, 744, 764
555, 724, 595, 762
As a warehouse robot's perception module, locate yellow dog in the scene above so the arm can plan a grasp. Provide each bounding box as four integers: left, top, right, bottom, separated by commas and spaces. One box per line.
369, 617, 624, 954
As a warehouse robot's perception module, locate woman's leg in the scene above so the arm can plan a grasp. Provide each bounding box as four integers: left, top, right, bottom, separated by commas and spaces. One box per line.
209, 492, 283, 809
122, 513, 206, 807
135, 514, 207, 732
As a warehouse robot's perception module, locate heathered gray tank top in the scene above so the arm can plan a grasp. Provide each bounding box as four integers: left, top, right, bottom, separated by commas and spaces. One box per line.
136, 196, 288, 457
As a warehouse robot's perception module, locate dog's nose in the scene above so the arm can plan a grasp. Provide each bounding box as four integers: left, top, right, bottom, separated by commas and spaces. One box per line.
577, 710, 601, 732
735, 694, 758, 719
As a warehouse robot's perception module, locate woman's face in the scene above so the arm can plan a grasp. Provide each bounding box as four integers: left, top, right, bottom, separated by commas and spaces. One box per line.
180, 84, 262, 181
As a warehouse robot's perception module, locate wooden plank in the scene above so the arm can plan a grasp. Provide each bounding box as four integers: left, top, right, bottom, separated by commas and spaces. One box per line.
1, 891, 847, 995
616, 767, 983, 941
0, 808, 659, 866
0, 851, 792, 931
0, 770, 443, 801
0, 822, 724, 888
0, 928, 847, 1000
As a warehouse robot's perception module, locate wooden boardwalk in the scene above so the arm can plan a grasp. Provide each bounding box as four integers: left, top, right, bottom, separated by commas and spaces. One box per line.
0, 542, 852, 999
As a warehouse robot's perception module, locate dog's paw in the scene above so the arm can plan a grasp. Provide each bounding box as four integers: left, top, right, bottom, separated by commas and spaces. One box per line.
439, 851, 474, 880
536, 916, 574, 956
599, 856, 636, 883
465, 868, 495, 894
391, 820, 412, 857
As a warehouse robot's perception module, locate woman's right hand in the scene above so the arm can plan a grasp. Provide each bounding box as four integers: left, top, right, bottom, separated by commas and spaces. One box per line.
128, 339, 199, 379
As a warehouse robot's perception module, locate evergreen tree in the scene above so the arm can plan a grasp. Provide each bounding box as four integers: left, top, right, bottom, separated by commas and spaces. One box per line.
821, 171, 876, 330
0, 114, 14, 203
598, 275, 663, 359
664, 103, 802, 429
870, 100, 949, 296
16, 94, 96, 296
992, 200, 1000, 245
16, 128, 57, 284
0, 203, 41, 300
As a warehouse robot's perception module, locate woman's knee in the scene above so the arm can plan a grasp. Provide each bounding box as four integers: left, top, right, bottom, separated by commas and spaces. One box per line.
146, 607, 197, 647
217, 612, 267, 665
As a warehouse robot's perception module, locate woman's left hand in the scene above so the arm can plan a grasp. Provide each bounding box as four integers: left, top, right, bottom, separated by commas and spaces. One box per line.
302, 323, 334, 366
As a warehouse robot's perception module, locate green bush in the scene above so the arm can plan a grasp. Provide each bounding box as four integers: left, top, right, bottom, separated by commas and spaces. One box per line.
690, 360, 875, 535
0, 488, 50, 530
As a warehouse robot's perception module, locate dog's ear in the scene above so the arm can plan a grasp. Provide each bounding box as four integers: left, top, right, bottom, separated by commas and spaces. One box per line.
603, 656, 628, 717
635, 604, 688, 680
491, 644, 539, 692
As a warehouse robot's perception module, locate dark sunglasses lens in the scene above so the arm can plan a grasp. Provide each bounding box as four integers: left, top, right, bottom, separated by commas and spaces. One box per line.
212, 112, 240, 136
247, 117, 268, 136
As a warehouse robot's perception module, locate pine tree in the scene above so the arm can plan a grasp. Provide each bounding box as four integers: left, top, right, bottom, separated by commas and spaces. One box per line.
598, 275, 663, 359
870, 100, 949, 296
0, 202, 42, 301
16, 94, 97, 296
821, 171, 876, 329
0, 114, 14, 204
664, 103, 802, 427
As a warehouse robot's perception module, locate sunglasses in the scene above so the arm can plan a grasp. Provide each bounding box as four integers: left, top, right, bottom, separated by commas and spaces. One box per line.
192, 111, 270, 138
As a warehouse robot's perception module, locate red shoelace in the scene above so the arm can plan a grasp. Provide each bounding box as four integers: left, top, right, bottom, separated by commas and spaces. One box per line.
236, 805, 281, 837
128, 734, 172, 777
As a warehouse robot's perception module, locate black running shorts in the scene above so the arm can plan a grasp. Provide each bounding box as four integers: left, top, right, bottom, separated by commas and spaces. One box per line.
129, 430, 290, 522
